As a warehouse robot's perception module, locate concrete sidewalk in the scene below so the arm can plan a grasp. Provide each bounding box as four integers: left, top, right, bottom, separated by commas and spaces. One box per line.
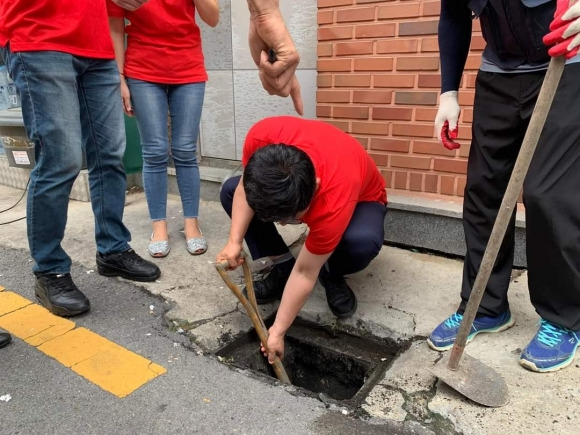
0, 183, 578, 435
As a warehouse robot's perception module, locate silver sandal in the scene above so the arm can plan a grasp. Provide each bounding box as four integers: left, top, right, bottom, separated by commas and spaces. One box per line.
147, 232, 170, 258
186, 233, 207, 255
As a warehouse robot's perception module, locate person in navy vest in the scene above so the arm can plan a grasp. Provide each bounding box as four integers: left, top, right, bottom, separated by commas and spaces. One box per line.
429, 0, 580, 372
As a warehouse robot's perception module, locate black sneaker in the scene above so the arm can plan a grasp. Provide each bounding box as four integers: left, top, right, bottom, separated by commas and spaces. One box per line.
35, 273, 91, 317
96, 248, 161, 282
318, 266, 357, 319
0, 329, 11, 348
245, 257, 295, 304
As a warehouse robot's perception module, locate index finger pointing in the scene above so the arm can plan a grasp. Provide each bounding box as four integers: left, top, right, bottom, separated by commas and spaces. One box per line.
290, 77, 303, 116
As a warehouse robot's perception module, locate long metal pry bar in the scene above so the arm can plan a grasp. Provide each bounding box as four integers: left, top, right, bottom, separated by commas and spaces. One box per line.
215, 252, 291, 384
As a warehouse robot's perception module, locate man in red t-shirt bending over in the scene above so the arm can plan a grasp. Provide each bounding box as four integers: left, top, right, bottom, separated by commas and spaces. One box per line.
217, 116, 388, 362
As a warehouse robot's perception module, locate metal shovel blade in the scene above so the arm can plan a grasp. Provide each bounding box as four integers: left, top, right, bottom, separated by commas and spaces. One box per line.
249, 252, 294, 273
430, 352, 509, 408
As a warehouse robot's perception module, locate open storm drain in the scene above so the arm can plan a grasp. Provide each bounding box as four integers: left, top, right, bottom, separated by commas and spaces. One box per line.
216, 319, 404, 405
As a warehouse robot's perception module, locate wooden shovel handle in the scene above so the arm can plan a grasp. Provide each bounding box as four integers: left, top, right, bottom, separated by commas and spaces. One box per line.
215, 258, 291, 384
241, 258, 267, 332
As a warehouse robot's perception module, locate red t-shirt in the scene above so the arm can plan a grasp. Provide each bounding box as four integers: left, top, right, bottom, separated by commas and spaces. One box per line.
0, 0, 114, 59
107, 0, 207, 84
243, 117, 387, 255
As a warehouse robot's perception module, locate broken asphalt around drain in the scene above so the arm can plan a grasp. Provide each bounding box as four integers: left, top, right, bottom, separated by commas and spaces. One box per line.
1, 184, 579, 435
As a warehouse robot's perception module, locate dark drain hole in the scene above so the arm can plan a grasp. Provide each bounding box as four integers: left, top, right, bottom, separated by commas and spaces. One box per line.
216, 319, 403, 403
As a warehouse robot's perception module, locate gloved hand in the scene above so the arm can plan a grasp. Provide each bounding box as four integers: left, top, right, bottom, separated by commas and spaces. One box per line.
434, 91, 461, 150
543, 0, 580, 58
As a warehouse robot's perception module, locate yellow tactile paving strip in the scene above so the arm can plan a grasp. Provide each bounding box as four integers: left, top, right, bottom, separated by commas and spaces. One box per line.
0, 289, 166, 398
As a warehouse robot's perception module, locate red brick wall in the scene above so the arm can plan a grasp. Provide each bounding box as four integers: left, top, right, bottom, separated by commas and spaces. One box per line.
317, 0, 483, 198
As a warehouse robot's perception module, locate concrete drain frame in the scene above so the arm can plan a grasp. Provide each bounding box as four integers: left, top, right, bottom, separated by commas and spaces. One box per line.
216, 316, 409, 408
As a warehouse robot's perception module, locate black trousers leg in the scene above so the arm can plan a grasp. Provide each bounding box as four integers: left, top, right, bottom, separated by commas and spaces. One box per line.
459, 70, 543, 316
220, 176, 289, 259
524, 63, 580, 331
326, 202, 387, 276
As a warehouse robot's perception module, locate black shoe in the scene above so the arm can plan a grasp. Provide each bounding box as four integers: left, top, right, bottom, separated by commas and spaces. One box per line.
96, 248, 161, 282
0, 329, 11, 348
318, 267, 357, 319
35, 273, 91, 317
245, 257, 295, 304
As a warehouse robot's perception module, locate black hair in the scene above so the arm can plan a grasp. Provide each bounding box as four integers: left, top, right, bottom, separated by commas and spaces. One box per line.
243, 144, 316, 222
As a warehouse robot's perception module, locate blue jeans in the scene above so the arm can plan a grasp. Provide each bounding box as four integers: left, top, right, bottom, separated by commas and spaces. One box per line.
127, 79, 205, 221
2, 49, 131, 275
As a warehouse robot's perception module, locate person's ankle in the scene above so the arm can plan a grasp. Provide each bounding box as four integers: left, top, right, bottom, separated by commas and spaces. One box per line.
151, 220, 168, 241
184, 218, 202, 239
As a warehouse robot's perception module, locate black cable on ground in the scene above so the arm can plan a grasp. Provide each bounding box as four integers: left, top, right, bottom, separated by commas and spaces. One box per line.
0, 215, 26, 225
0, 177, 29, 225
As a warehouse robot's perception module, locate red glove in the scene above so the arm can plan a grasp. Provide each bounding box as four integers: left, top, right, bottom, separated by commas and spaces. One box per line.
440, 120, 460, 150
543, 0, 580, 59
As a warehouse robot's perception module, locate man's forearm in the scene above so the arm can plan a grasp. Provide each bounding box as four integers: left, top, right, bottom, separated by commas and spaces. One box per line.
271, 248, 330, 336
229, 179, 253, 244
271, 270, 316, 336
439, 0, 472, 92
246, 0, 279, 16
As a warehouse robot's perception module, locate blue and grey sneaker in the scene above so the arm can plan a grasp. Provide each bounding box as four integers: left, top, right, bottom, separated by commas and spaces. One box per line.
427, 310, 515, 351
519, 319, 580, 373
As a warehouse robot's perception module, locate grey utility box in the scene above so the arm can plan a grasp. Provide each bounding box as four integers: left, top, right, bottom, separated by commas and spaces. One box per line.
0, 108, 34, 169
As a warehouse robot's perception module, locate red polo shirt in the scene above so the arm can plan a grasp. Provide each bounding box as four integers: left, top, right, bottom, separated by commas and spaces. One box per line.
107, 0, 207, 84
0, 0, 114, 59
243, 117, 387, 255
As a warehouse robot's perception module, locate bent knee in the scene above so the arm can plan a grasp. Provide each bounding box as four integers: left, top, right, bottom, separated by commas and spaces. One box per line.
341, 231, 383, 259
